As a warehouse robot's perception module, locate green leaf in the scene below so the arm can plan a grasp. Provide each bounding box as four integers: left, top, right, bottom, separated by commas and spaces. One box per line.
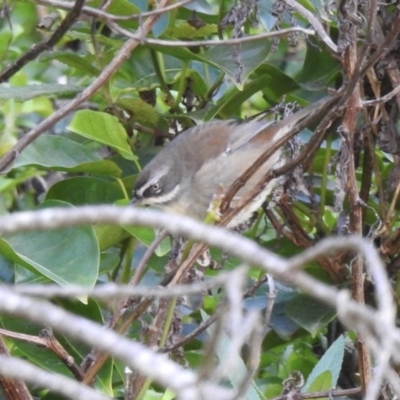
152, 11, 170, 37
0, 201, 99, 287
99, 252, 120, 275
254, 64, 300, 102
116, 98, 160, 127
258, 0, 277, 30
125, 225, 156, 247
13, 135, 122, 177
148, 42, 209, 65
124, 46, 184, 91
180, 0, 215, 15
160, 389, 176, 400
0, 84, 82, 101
106, 0, 141, 29
202, 40, 272, 88
46, 176, 125, 205
302, 335, 344, 394
285, 294, 336, 336
306, 371, 332, 398
95, 225, 130, 251
166, 21, 218, 38
296, 37, 340, 89
207, 77, 267, 119
43, 52, 101, 76
146, 40, 271, 91
207, 65, 298, 119
124, 225, 170, 256
68, 110, 138, 164
243, 291, 300, 339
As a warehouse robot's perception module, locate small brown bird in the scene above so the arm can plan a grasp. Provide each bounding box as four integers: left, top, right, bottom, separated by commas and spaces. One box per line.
132, 97, 332, 228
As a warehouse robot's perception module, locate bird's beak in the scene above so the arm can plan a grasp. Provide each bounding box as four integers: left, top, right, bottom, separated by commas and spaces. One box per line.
130, 193, 140, 206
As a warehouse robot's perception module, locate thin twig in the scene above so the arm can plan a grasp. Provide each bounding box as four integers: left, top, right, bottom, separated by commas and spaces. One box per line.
0, 0, 85, 83
0, 327, 84, 380
0, 336, 32, 400
0, 355, 111, 400
12, 278, 229, 299
0, 288, 234, 400
107, 24, 315, 45
131, 230, 168, 285
363, 83, 400, 105
0, 205, 386, 308
36, 0, 193, 21
282, 0, 337, 53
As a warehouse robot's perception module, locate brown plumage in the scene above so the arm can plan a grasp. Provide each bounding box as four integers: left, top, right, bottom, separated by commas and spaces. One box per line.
132, 97, 333, 227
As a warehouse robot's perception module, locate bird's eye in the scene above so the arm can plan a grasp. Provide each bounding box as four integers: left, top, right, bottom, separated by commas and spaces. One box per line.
151, 183, 161, 193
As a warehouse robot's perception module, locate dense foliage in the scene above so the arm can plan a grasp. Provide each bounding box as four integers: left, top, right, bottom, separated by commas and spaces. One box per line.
1, 0, 400, 399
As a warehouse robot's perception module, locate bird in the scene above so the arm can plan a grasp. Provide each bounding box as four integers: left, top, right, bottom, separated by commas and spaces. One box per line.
131, 97, 334, 228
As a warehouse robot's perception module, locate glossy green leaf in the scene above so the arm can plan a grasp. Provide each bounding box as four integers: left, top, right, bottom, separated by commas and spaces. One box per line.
152, 11, 170, 37
254, 64, 300, 102
306, 371, 332, 398
296, 37, 340, 89
285, 295, 336, 336
302, 335, 344, 393
181, 0, 215, 15
44, 52, 101, 76
244, 290, 300, 339
99, 252, 120, 275
68, 110, 138, 163
95, 224, 130, 251
46, 176, 124, 205
106, 0, 141, 29
0, 201, 99, 287
14, 135, 122, 177
124, 225, 171, 256
166, 21, 218, 38
125, 46, 184, 91
258, 0, 277, 30
160, 389, 176, 400
116, 98, 160, 127
125, 225, 156, 247
202, 40, 271, 88
208, 65, 298, 119
148, 42, 209, 64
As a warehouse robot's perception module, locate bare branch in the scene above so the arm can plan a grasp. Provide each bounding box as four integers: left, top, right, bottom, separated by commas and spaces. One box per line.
36, 0, 194, 21
0, 288, 233, 400
0, 337, 32, 400
363, 83, 400, 105
282, 0, 338, 53
0, 355, 111, 400
106, 24, 315, 46
10, 277, 230, 299
0, 205, 386, 308
131, 230, 168, 285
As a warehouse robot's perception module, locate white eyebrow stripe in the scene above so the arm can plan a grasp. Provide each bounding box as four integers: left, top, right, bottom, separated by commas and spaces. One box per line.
141, 184, 181, 206
136, 167, 169, 197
